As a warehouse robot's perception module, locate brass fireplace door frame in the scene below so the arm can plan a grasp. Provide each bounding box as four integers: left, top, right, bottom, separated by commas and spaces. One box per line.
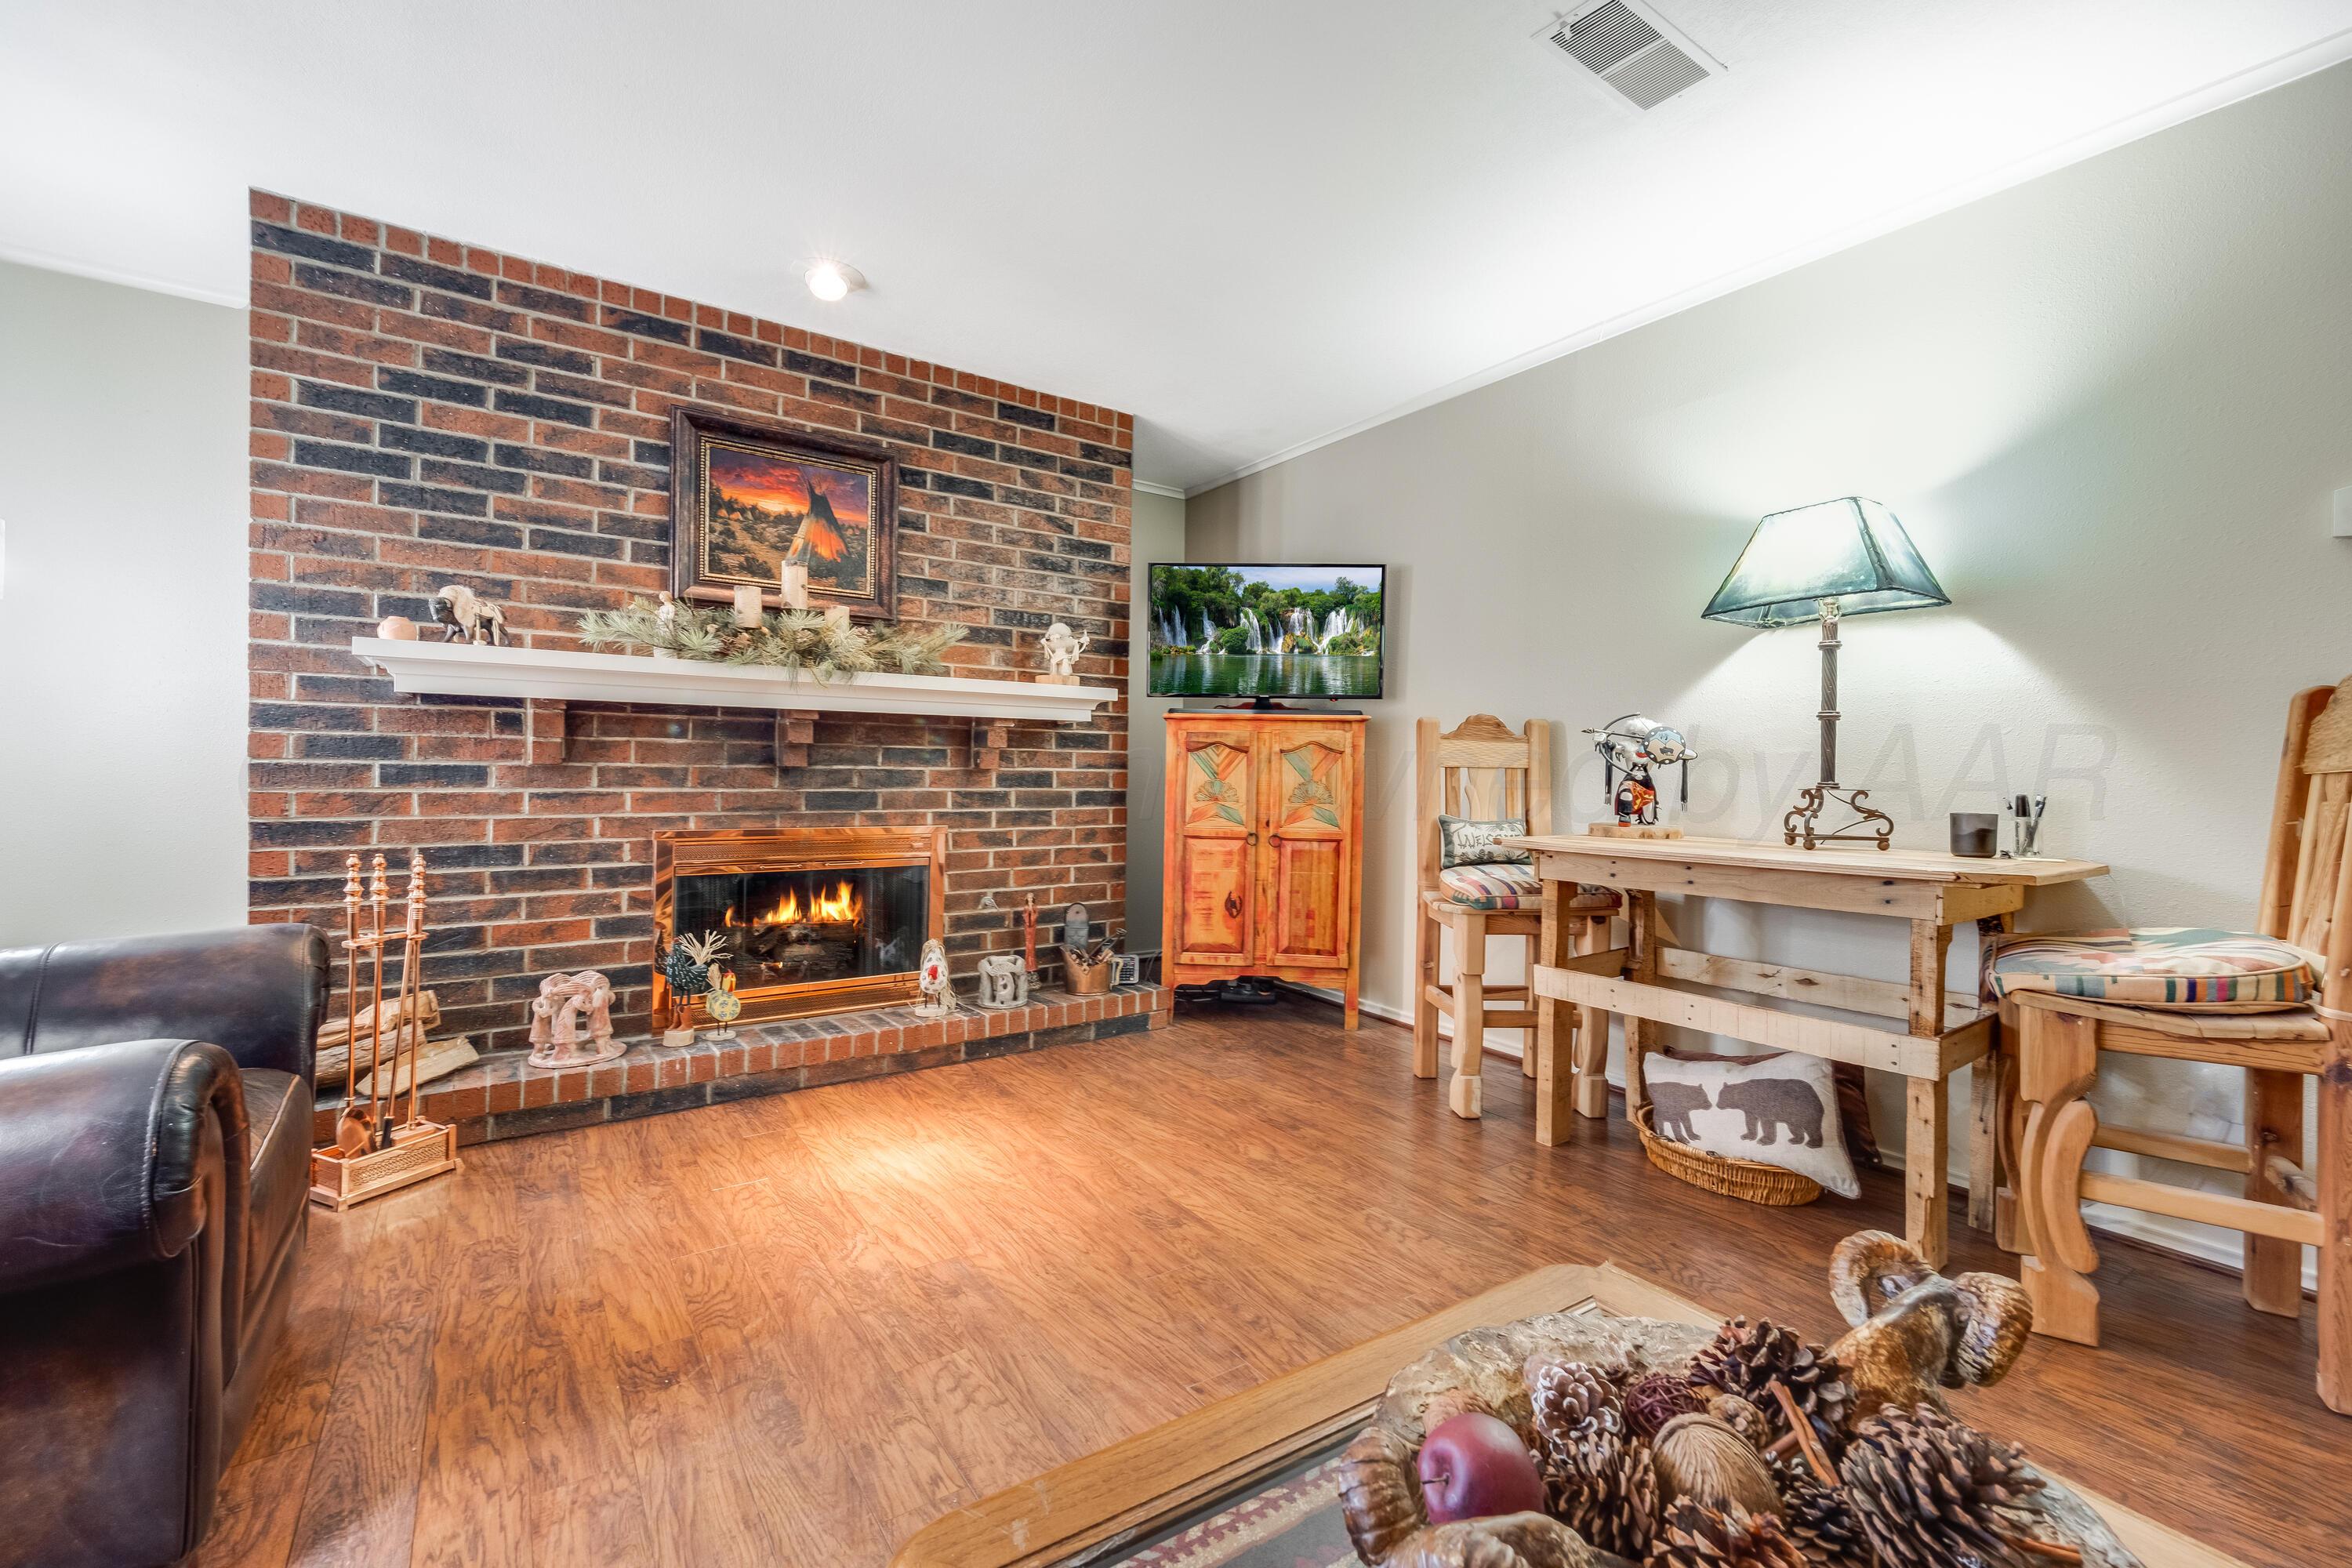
652, 826, 949, 1024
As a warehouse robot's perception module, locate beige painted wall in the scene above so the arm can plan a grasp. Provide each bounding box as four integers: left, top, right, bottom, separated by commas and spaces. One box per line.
1126, 488, 1185, 953
0, 260, 249, 946
1190, 63, 2352, 1273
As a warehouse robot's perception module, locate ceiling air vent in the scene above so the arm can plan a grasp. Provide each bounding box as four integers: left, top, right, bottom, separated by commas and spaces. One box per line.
1548, 1, 1717, 111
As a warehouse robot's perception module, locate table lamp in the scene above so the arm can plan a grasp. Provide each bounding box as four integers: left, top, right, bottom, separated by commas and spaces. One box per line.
1700, 496, 1948, 850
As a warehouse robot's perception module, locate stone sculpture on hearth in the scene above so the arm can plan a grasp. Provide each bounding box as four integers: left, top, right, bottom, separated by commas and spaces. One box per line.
527, 970, 623, 1069
975, 953, 1029, 1010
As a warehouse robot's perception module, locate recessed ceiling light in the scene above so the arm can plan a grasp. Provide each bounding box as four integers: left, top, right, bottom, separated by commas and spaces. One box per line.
805, 260, 863, 302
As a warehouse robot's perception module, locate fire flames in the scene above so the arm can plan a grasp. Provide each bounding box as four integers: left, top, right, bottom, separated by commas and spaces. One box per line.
723, 879, 862, 928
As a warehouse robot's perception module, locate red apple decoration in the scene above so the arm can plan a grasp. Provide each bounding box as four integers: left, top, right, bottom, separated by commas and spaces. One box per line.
1416, 1412, 1546, 1523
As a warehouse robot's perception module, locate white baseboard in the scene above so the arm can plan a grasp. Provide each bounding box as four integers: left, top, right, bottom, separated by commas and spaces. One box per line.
1259, 980, 2317, 1294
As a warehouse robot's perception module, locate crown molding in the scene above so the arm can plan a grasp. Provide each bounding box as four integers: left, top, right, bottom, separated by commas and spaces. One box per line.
1179, 24, 2352, 499
0, 241, 246, 309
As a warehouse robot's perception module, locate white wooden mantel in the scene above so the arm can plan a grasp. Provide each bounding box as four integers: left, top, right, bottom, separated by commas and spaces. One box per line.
351, 636, 1117, 769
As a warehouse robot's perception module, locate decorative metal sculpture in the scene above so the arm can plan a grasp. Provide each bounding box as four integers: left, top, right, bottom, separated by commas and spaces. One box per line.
660, 929, 730, 1043
701, 970, 743, 1038
1584, 714, 1697, 828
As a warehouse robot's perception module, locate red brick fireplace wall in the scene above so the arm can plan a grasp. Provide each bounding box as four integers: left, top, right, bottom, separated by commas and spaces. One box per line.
245, 191, 1132, 1052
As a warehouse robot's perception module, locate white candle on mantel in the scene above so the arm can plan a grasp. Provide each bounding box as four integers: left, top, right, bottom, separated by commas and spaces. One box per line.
778, 557, 808, 610
731, 583, 765, 627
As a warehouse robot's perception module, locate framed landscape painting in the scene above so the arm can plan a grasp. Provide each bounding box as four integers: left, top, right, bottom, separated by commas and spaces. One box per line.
668, 408, 897, 619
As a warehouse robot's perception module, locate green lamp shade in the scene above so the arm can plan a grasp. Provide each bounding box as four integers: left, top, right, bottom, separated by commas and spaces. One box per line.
1700, 496, 1949, 627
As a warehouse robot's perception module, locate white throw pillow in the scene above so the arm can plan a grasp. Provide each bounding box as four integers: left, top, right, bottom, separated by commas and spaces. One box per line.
1642, 1052, 1859, 1199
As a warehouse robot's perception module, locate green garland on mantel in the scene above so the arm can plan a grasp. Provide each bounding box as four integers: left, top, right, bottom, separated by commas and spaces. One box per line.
577, 595, 967, 683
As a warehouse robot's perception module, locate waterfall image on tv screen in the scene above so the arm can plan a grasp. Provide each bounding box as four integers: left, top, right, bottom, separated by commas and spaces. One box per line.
1148, 564, 1385, 699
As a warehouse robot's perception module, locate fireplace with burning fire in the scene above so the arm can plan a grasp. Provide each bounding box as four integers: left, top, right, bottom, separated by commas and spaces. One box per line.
652, 826, 948, 1024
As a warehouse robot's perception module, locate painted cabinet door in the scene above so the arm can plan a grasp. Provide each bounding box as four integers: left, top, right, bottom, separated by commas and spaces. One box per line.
1167, 726, 1258, 968
1255, 728, 1356, 971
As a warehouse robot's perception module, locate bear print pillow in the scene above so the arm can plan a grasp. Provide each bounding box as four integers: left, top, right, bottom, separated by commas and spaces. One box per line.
1641, 1051, 1859, 1198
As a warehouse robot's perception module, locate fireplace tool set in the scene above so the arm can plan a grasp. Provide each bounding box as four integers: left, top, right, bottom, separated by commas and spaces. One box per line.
307, 850, 462, 1210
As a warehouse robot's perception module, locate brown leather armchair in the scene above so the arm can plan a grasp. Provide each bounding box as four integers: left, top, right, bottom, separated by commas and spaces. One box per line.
0, 924, 329, 1568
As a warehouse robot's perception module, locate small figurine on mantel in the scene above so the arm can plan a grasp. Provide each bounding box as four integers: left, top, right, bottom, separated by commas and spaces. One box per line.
1584, 713, 1696, 837
1037, 620, 1089, 684
431, 583, 509, 646
651, 591, 680, 659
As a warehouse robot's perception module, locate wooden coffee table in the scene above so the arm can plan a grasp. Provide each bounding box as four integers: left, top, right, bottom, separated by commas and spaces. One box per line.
888, 1266, 2241, 1568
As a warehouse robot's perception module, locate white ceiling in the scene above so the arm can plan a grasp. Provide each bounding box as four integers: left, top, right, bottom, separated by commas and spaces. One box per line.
5, 2, 2352, 494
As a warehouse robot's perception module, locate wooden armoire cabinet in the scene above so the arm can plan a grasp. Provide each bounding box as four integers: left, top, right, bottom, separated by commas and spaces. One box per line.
1161, 710, 1367, 1028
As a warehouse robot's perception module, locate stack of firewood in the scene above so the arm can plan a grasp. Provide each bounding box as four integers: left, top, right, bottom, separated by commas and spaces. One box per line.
314, 989, 477, 1094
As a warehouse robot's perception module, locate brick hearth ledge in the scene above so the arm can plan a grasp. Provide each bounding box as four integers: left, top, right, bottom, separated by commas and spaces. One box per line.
316, 983, 1167, 1146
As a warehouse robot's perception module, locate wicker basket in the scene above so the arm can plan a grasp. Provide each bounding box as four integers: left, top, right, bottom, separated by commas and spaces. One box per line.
1632, 1102, 1821, 1206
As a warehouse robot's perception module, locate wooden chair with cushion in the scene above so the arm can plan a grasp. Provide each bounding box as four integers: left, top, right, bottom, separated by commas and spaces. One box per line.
2002, 677, 2350, 1414
1413, 716, 1619, 1119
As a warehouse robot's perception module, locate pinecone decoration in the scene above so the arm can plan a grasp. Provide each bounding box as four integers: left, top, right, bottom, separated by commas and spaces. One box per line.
1645, 1501, 1809, 1568
1530, 1359, 1624, 1446
1777, 1474, 1875, 1568
1624, 1370, 1708, 1439
1544, 1425, 1659, 1559
1706, 1393, 1771, 1450
1687, 1319, 1855, 1450
1839, 1405, 2042, 1568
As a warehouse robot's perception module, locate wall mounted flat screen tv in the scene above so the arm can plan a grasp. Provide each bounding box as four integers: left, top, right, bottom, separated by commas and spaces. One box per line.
1147, 564, 1385, 701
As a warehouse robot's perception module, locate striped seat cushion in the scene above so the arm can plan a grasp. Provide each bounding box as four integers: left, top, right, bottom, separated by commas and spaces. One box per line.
1984, 927, 2320, 1013
1437, 864, 1619, 913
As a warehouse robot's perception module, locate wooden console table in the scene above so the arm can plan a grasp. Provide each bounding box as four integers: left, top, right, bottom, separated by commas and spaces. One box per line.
1512, 833, 2106, 1265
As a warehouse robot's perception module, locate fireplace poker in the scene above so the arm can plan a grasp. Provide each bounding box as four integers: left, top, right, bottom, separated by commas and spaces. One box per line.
367, 854, 393, 1149
401, 851, 427, 1131
335, 854, 372, 1156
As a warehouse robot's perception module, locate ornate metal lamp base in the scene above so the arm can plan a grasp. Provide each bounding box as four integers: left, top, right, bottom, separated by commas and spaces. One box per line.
1783, 784, 1895, 851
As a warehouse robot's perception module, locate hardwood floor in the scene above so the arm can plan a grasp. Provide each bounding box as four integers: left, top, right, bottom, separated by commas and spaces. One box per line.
203, 998, 2340, 1568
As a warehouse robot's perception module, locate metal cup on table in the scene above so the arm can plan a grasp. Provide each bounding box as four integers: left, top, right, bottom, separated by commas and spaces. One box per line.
1950, 811, 1998, 858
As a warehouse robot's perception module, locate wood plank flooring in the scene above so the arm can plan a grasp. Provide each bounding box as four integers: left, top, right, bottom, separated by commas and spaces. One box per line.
202, 998, 2343, 1568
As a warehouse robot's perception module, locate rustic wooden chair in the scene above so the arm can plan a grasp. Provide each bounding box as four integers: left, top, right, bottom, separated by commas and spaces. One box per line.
1414, 716, 1617, 1119
2006, 677, 2350, 1414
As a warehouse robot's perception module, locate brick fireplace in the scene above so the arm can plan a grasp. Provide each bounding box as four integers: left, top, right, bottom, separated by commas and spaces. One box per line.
245, 191, 1143, 1081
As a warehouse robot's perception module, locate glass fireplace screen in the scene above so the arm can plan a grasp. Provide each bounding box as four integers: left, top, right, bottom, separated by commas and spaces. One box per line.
673, 864, 931, 991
